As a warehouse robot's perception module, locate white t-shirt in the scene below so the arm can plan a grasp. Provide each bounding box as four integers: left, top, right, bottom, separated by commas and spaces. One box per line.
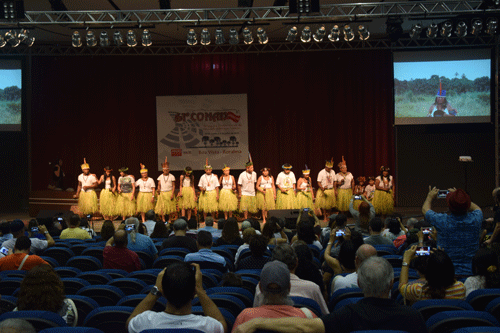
259, 176, 273, 189
182, 176, 192, 187
1, 238, 48, 254
135, 178, 156, 193
376, 175, 393, 190
238, 171, 257, 196
220, 176, 234, 190
198, 174, 219, 192
276, 171, 296, 189
365, 184, 376, 199
157, 173, 175, 192
336, 172, 354, 189
128, 311, 224, 333
78, 173, 97, 192
317, 169, 336, 189
332, 272, 359, 294
104, 178, 112, 190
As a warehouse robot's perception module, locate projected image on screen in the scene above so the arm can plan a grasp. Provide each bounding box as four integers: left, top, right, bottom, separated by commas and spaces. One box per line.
394, 50, 491, 125
0, 60, 22, 131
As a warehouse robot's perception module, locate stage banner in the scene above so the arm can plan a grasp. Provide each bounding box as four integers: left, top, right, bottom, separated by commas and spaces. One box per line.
157, 94, 248, 171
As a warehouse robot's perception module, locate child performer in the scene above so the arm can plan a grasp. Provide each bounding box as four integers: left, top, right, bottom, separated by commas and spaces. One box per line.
373, 166, 395, 216
155, 157, 176, 223
316, 158, 337, 222
73, 158, 98, 216
198, 158, 220, 222
98, 166, 117, 220
117, 167, 136, 220
353, 176, 366, 210
276, 163, 296, 209
219, 164, 238, 220
177, 166, 197, 220
364, 177, 376, 202
135, 163, 156, 222
256, 167, 276, 224
335, 156, 354, 214
238, 155, 258, 220
296, 165, 315, 211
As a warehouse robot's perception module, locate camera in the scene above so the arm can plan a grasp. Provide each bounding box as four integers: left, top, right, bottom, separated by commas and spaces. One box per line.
354, 195, 362, 200
31, 227, 39, 233
437, 190, 449, 199
336, 229, 345, 237
0, 247, 8, 255
416, 246, 431, 256
125, 225, 136, 231
421, 227, 432, 235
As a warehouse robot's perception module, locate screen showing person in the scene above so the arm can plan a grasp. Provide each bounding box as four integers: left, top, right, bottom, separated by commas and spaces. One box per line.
416, 246, 431, 256
0, 59, 22, 131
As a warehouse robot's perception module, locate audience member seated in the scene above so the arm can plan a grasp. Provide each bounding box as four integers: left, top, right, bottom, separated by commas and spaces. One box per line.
464, 247, 500, 296
125, 217, 158, 258
26, 219, 45, 240
349, 196, 376, 235
292, 210, 322, 250
0, 236, 49, 271
79, 217, 96, 238
235, 227, 256, 263
397, 228, 419, 255
104, 230, 141, 273
363, 217, 394, 246
381, 217, 407, 241
399, 246, 465, 304
187, 217, 199, 234
60, 214, 92, 240
262, 219, 287, 246
393, 218, 418, 248
234, 256, 427, 333
150, 220, 170, 239
161, 219, 198, 253
0, 319, 36, 333
422, 187, 482, 276
220, 272, 244, 287
237, 234, 272, 271
184, 230, 226, 267
292, 240, 327, 300
138, 222, 148, 236
2, 220, 55, 254
324, 227, 364, 274
0, 220, 12, 244
331, 244, 377, 294
198, 216, 218, 235
254, 244, 329, 315
98, 220, 116, 242
126, 263, 227, 333
14, 264, 78, 327
215, 218, 243, 247
249, 218, 261, 234
44, 217, 65, 237
233, 260, 317, 331
143, 210, 157, 237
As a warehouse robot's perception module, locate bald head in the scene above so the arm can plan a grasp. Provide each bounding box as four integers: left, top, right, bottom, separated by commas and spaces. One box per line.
355, 244, 377, 269
114, 229, 128, 248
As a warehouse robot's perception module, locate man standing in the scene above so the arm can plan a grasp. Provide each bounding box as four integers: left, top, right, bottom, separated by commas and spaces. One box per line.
198, 158, 220, 222
73, 158, 98, 216
275, 164, 296, 210
238, 157, 258, 220
316, 158, 337, 222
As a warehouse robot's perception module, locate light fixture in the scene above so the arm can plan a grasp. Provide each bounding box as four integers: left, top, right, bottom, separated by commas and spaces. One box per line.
113, 31, 124, 46
440, 21, 452, 38
471, 19, 483, 36
186, 29, 197, 45
72, 31, 82, 47
286, 26, 298, 42
257, 27, 268, 44
343, 25, 354, 42
86, 30, 97, 47
313, 25, 326, 42
126, 30, 137, 47
200, 28, 211, 46
17, 28, 27, 43
2, 1, 24, 20
229, 28, 239, 44
486, 18, 498, 35
358, 25, 370, 40
243, 27, 253, 44
289, 0, 320, 14
455, 21, 467, 37
327, 25, 340, 42
25, 35, 34, 47
5, 30, 19, 47
99, 31, 110, 47
215, 28, 225, 45
300, 26, 311, 42
409, 24, 422, 39
0, 34, 6, 48
142, 29, 152, 47
426, 23, 438, 38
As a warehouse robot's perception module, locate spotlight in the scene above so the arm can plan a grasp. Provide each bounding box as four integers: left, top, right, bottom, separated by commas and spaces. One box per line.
358, 25, 370, 40
289, 0, 320, 14
2, 1, 24, 20
86, 30, 97, 47
113, 31, 124, 46
426, 23, 438, 38
343, 25, 354, 42
286, 26, 298, 42
25, 36, 34, 47
200, 28, 211, 45
409, 24, 422, 39
386, 17, 403, 41
229, 28, 239, 44
17, 28, 27, 43
99, 31, 110, 47
243, 27, 253, 44
486, 18, 498, 35
471, 19, 483, 36
440, 21, 452, 38
5, 30, 19, 47
72, 31, 82, 47
126, 30, 137, 47
313, 25, 326, 42
455, 21, 467, 37
215, 28, 225, 45
300, 26, 311, 42
142, 29, 152, 47
0, 35, 6, 47
257, 27, 268, 44
186, 29, 197, 46
327, 25, 340, 42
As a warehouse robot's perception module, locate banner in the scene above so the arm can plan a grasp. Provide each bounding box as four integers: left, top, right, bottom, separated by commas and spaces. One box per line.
157, 94, 248, 171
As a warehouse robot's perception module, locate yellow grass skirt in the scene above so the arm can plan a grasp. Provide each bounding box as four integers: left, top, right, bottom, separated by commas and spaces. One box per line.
276, 189, 296, 210
337, 188, 353, 212
219, 189, 238, 212
178, 186, 197, 210
117, 192, 136, 217
240, 195, 258, 213
137, 192, 155, 213
155, 190, 177, 215
99, 189, 117, 217
198, 190, 218, 213
256, 189, 275, 211
296, 190, 315, 210
316, 189, 337, 210
373, 189, 394, 215
78, 191, 98, 215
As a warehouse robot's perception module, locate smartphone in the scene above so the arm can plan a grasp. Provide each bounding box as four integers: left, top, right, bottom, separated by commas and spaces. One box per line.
86, 214, 92, 219
303, 208, 310, 212
437, 190, 449, 199
354, 195, 362, 200
57, 217, 63, 221
416, 246, 431, 256
336, 229, 345, 237
31, 227, 39, 233
0, 247, 9, 255
421, 227, 433, 235
125, 224, 136, 231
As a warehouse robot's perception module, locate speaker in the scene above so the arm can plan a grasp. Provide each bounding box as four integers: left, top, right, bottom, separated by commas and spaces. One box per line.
268, 209, 308, 229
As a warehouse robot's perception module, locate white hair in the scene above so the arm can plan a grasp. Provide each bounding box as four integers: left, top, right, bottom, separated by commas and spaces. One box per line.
0, 319, 36, 333
125, 217, 140, 244
358, 256, 394, 298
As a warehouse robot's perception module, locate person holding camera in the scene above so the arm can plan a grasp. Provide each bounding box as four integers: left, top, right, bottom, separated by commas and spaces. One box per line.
60, 214, 91, 240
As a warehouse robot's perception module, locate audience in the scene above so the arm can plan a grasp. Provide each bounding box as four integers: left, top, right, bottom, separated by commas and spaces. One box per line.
215, 218, 243, 247
0, 236, 49, 271
236, 234, 272, 271
27, 219, 45, 240
187, 217, 199, 233
125, 217, 158, 258
137, 222, 148, 235
363, 217, 394, 246
0, 319, 36, 333
349, 196, 376, 234
1, 219, 55, 254
184, 230, 226, 267
262, 219, 287, 246
99, 220, 116, 242
0, 220, 12, 243
292, 240, 326, 300
78, 217, 96, 238
104, 230, 141, 273
161, 219, 198, 253
464, 247, 500, 296
381, 217, 407, 241
198, 216, 218, 235
143, 210, 157, 237
150, 220, 170, 239
293, 215, 322, 250
60, 214, 91, 240
331, 244, 377, 294
235, 227, 256, 263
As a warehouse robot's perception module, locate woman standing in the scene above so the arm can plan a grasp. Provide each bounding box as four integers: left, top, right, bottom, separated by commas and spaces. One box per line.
155, 157, 176, 223
219, 165, 238, 220
335, 156, 354, 214
372, 166, 395, 216
117, 167, 136, 220
98, 166, 117, 221
135, 163, 156, 223
296, 165, 315, 211
177, 166, 197, 220
275, 163, 296, 209
256, 167, 276, 224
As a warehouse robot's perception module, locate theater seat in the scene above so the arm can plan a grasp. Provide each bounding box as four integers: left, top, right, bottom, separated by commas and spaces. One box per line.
66, 295, 100, 327
83, 306, 134, 333
66, 256, 102, 272
76, 285, 125, 307
40, 327, 105, 333
0, 310, 67, 331
466, 289, 500, 311
412, 299, 474, 321
426, 310, 500, 333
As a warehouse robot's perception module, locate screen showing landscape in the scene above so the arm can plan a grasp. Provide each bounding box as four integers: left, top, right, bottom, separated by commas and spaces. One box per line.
0, 59, 22, 131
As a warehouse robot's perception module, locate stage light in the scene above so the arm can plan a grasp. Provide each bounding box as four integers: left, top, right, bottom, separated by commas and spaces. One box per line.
5, 30, 19, 47
257, 27, 268, 44
229, 28, 239, 44
72, 31, 82, 47
440, 21, 452, 38
243, 27, 253, 44
409, 24, 422, 39
300, 26, 311, 42
313, 25, 326, 42
200, 28, 211, 45
186, 29, 197, 45
327, 25, 340, 42
486, 18, 498, 35
142, 29, 152, 46
86, 30, 97, 47
471, 19, 483, 36
289, 0, 320, 14
25, 35, 34, 47
358, 25, 370, 40
386, 17, 403, 41
455, 21, 467, 37
113, 31, 124, 46
426, 23, 438, 38
343, 25, 354, 42
286, 26, 297, 42
2, 1, 24, 20
17, 28, 26, 43
126, 30, 137, 47
99, 31, 110, 47
215, 28, 225, 45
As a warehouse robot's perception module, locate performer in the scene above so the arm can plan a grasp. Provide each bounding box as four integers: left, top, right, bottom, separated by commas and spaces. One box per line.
155, 157, 176, 223
73, 158, 98, 216
275, 163, 296, 210
256, 167, 276, 224
198, 158, 220, 221
426, 79, 458, 117
373, 166, 395, 217
117, 167, 136, 220
335, 156, 354, 214
353, 176, 366, 210
177, 166, 197, 220
135, 163, 156, 222
296, 165, 315, 210
238, 155, 258, 220
219, 165, 238, 220
98, 166, 117, 220
316, 158, 337, 222
364, 176, 376, 201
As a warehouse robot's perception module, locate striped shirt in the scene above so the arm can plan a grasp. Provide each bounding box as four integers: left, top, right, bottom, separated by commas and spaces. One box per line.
399, 280, 465, 302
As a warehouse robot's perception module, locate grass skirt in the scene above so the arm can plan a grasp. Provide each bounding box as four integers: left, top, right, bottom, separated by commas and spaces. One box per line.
99, 189, 117, 217
78, 191, 98, 215
198, 190, 219, 213
178, 186, 197, 210
155, 190, 177, 215
276, 189, 296, 209
240, 195, 258, 213
137, 192, 155, 213
373, 189, 394, 215
316, 189, 336, 210
256, 189, 275, 211
219, 189, 238, 212
117, 192, 136, 217
337, 188, 353, 212
296, 190, 315, 210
